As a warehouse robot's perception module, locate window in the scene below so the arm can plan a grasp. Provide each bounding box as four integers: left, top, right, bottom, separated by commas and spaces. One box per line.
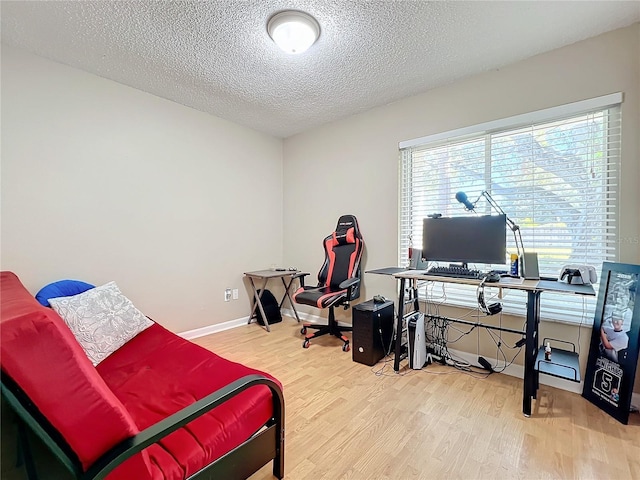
399, 94, 622, 324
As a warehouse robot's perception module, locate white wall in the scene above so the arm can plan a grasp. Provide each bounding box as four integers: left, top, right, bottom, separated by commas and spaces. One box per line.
1, 45, 284, 333
282, 24, 640, 392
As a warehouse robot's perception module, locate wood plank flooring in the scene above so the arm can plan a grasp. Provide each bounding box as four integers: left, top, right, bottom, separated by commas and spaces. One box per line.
193, 317, 640, 480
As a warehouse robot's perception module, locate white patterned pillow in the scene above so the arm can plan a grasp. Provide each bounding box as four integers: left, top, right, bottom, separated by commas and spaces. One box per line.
49, 281, 153, 366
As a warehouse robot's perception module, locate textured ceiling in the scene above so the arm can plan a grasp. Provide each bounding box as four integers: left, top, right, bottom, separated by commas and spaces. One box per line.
2, 1, 639, 138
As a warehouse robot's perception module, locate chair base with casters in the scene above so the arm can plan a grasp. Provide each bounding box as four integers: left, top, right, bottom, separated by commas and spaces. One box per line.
300, 303, 352, 352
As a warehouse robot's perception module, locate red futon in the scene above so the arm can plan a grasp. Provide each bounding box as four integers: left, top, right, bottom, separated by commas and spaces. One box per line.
0, 271, 284, 479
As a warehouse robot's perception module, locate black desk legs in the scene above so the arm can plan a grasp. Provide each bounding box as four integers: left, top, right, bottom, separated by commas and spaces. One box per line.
393, 278, 407, 372
523, 290, 542, 417
393, 278, 420, 372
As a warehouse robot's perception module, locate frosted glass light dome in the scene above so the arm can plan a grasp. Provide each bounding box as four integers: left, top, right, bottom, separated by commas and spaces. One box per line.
267, 11, 320, 54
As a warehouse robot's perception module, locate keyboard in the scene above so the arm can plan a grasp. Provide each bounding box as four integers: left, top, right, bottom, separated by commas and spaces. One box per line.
426, 265, 482, 279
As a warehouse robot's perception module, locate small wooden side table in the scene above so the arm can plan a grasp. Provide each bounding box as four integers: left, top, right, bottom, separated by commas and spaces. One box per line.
244, 269, 305, 332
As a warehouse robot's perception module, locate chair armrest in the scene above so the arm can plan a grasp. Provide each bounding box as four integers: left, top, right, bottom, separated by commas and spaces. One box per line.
338, 277, 360, 290
84, 374, 284, 480
293, 272, 310, 288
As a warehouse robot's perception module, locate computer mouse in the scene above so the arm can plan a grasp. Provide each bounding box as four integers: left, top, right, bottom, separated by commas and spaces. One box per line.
484, 272, 501, 282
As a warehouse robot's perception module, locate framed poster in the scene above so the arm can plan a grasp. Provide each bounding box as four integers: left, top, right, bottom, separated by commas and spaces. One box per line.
582, 262, 640, 424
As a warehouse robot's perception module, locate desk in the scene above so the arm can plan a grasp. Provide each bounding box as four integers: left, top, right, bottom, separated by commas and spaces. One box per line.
244, 270, 304, 332
392, 271, 595, 417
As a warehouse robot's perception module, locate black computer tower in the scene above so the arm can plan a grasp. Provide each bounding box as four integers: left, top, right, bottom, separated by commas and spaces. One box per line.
352, 299, 394, 366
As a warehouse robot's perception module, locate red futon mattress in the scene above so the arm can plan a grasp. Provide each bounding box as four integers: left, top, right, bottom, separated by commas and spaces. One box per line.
97, 323, 279, 478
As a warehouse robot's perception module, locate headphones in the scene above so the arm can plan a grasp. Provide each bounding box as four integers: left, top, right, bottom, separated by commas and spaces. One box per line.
477, 278, 502, 316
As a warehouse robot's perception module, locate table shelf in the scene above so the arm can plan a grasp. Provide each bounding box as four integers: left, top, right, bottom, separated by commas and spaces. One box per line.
535, 338, 580, 382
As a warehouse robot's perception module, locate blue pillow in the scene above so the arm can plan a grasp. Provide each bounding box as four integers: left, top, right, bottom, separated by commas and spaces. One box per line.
35, 279, 96, 307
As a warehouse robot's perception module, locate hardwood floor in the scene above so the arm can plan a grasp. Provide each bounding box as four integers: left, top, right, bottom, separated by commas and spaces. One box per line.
193, 317, 640, 480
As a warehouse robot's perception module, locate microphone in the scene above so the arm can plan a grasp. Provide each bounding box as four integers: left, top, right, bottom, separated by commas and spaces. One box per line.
455, 191, 475, 210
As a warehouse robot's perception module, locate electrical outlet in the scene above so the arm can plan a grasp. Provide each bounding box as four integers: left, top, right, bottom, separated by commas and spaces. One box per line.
232, 289, 239, 300
224, 288, 231, 302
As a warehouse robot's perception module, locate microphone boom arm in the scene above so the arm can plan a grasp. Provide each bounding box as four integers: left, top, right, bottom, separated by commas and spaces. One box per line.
473, 190, 525, 258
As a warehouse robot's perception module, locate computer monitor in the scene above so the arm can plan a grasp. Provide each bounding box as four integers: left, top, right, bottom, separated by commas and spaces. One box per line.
422, 214, 507, 265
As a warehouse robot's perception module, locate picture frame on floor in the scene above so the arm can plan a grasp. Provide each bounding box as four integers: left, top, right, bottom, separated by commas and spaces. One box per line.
582, 261, 640, 424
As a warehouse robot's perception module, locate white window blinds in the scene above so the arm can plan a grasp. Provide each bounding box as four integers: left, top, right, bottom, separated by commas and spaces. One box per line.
399, 95, 622, 324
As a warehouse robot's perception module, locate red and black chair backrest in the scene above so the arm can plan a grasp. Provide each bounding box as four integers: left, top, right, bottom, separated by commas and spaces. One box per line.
293, 215, 364, 310
316, 214, 363, 301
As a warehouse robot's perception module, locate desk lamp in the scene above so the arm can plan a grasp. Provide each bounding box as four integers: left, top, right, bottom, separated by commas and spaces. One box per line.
455, 190, 525, 261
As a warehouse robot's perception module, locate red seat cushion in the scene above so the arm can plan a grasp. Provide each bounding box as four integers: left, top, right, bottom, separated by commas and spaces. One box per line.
97, 323, 281, 479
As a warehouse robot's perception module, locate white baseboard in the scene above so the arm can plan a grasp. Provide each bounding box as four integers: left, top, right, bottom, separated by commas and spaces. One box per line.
282, 307, 324, 324
179, 309, 325, 340
179, 316, 250, 340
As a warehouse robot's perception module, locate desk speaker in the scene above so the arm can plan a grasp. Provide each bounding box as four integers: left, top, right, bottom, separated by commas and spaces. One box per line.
352, 300, 394, 366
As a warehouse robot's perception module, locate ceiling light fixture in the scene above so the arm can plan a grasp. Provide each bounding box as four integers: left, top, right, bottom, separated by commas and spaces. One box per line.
267, 10, 320, 55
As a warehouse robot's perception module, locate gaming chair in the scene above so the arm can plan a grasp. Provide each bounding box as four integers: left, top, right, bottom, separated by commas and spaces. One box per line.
293, 215, 364, 351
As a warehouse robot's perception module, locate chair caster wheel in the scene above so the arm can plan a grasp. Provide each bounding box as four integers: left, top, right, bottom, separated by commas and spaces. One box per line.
302, 339, 310, 349
342, 342, 350, 352
300, 327, 307, 335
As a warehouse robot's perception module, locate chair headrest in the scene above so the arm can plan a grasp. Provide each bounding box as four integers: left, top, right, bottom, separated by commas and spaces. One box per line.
331, 215, 361, 246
